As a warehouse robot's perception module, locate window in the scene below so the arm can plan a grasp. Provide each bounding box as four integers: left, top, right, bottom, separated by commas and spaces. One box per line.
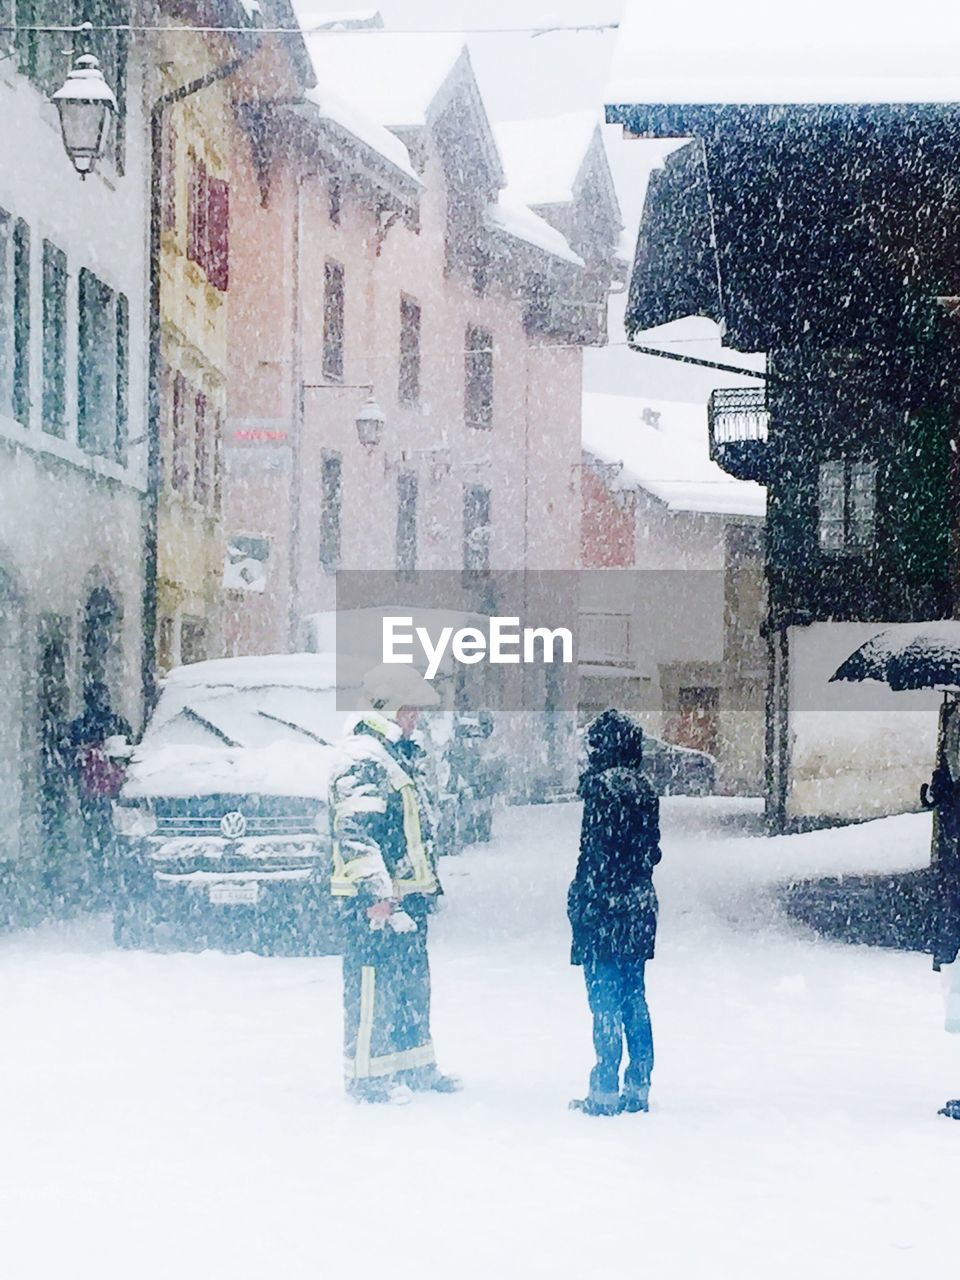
17, 3, 127, 170
180, 617, 207, 666
41, 241, 67, 435
818, 458, 877, 554
78, 269, 127, 460
396, 471, 418, 576
187, 155, 230, 291
323, 261, 345, 382
81, 585, 121, 692
319, 451, 342, 572
194, 391, 209, 505
13, 218, 30, 426
465, 325, 493, 429
329, 176, 342, 227
463, 484, 491, 574
171, 371, 190, 493
399, 296, 421, 406
157, 616, 175, 673
674, 686, 720, 756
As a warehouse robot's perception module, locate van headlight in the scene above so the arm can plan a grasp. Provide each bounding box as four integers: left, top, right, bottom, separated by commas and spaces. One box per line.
112, 801, 157, 838
314, 809, 329, 836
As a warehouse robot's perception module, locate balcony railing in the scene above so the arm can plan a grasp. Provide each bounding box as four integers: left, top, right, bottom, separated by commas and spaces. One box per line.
708, 387, 771, 483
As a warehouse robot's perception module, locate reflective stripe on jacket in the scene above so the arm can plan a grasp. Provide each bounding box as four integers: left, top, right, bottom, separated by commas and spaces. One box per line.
329, 713, 440, 900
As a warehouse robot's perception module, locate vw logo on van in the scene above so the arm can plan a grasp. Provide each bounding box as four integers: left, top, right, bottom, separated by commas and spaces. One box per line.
220, 810, 247, 839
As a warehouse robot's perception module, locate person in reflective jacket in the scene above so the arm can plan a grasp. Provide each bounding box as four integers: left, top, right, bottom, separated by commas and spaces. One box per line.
329, 663, 461, 1104
568, 709, 661, 1117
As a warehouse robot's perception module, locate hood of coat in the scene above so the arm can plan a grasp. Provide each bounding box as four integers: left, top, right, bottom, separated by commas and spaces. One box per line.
583, 709, 645, 775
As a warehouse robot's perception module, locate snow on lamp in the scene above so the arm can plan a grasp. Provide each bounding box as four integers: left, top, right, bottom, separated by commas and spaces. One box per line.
53, 54, 117, 178
355, 394, 386, 450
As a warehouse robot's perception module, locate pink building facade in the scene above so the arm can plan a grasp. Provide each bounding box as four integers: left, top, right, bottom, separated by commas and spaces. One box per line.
222, 33, 621, 661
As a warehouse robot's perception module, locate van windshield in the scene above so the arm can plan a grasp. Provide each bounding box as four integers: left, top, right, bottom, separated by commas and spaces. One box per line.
143, 685, 346, 750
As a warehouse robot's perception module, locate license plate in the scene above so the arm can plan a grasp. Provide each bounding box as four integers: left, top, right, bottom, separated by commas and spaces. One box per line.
209, 882, 260, 906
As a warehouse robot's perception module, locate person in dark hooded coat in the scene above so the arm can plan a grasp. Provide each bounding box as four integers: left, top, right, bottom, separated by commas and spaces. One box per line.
568, 709, 661, 1116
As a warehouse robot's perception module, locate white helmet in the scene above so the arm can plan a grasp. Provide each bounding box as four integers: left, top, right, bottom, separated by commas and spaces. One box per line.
360, 662, 441, 718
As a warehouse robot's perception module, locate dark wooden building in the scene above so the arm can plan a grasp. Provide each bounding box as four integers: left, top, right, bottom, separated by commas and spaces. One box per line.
608, 97, 960, 829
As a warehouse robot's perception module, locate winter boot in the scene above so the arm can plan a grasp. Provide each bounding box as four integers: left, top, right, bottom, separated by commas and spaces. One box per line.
347, 1079, 413, 1106
403, 1066, 463, 1093
938, 1099, 960, 1120
622, 1085, 650, 1114
569, 1091, 623, 1117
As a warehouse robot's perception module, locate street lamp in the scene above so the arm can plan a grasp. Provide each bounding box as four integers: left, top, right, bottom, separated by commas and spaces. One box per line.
303, 382, 387, 451
52, 53, 117, 179
354, 393, 386, 450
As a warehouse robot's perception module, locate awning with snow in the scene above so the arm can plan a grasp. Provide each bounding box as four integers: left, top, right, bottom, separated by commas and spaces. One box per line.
620, 106, 960, 353
626, 140, 721, 336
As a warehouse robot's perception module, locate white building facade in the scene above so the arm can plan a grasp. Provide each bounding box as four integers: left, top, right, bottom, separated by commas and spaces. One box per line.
0, 20, 149, 916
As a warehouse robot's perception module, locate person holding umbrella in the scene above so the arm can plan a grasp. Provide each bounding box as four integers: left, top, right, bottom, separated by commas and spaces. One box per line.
833, 622, 960, 1119
920, 694, 960, 1118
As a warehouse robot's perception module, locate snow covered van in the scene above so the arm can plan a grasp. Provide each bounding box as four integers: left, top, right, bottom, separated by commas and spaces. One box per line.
111, 655, 345, 952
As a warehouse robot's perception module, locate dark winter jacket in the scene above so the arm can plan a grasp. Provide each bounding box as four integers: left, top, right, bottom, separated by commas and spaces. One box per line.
568, 710, 661, 966
922, 758, 960, 969
63, 685, 133, 803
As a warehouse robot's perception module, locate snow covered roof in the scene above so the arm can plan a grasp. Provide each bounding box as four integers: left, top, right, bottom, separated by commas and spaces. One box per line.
293, 20, 467, 129
493, 114, 601, 207
607, 0, 960, 107
162, 653, 340, 693
485, 197, 584, 267
300, 84, 420, 183
582, 392, 766, 518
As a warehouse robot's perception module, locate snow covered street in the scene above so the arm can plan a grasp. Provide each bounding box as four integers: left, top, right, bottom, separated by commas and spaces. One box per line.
3, 798, 959, 1280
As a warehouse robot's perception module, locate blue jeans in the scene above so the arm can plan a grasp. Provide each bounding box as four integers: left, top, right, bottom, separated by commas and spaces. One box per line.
583, 958, 654, 1099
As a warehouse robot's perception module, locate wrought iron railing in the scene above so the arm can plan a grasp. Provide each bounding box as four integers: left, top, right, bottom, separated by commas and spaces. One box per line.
708, 387, 769, 448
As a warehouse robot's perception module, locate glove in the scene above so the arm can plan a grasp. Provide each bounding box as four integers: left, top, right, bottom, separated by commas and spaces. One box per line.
386, 909, 418, 934
366, 900, 393, 931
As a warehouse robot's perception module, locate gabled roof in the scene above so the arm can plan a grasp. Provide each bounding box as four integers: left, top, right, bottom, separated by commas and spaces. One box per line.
293, 21, 465, 129
485, 198, 584, 267
582, 392, 765, 518
494, 113, 601, 207
293, 22, 503, 186
299, 84, 421, 185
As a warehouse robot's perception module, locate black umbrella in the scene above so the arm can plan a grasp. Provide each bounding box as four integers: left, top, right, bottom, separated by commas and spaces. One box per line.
831, 622, 960, 692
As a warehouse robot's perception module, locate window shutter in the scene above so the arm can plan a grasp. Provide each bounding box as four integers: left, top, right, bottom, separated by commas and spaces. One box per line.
161, 119, 177, 232
172, 371, 188, 493
188, 157, 208, 269
115, 291, 129, 462
207, 176, 230, 292
194, 391, 208, 503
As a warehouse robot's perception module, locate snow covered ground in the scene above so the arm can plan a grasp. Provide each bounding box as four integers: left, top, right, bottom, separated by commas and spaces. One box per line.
2, 798, 959, 1280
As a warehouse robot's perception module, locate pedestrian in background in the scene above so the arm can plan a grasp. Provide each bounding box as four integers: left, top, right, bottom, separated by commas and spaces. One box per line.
64, 680, 133, 904
568, 709, 660, 1116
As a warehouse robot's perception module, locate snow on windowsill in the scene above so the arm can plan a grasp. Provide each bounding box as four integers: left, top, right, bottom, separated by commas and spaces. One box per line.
0, 411, 143, 491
